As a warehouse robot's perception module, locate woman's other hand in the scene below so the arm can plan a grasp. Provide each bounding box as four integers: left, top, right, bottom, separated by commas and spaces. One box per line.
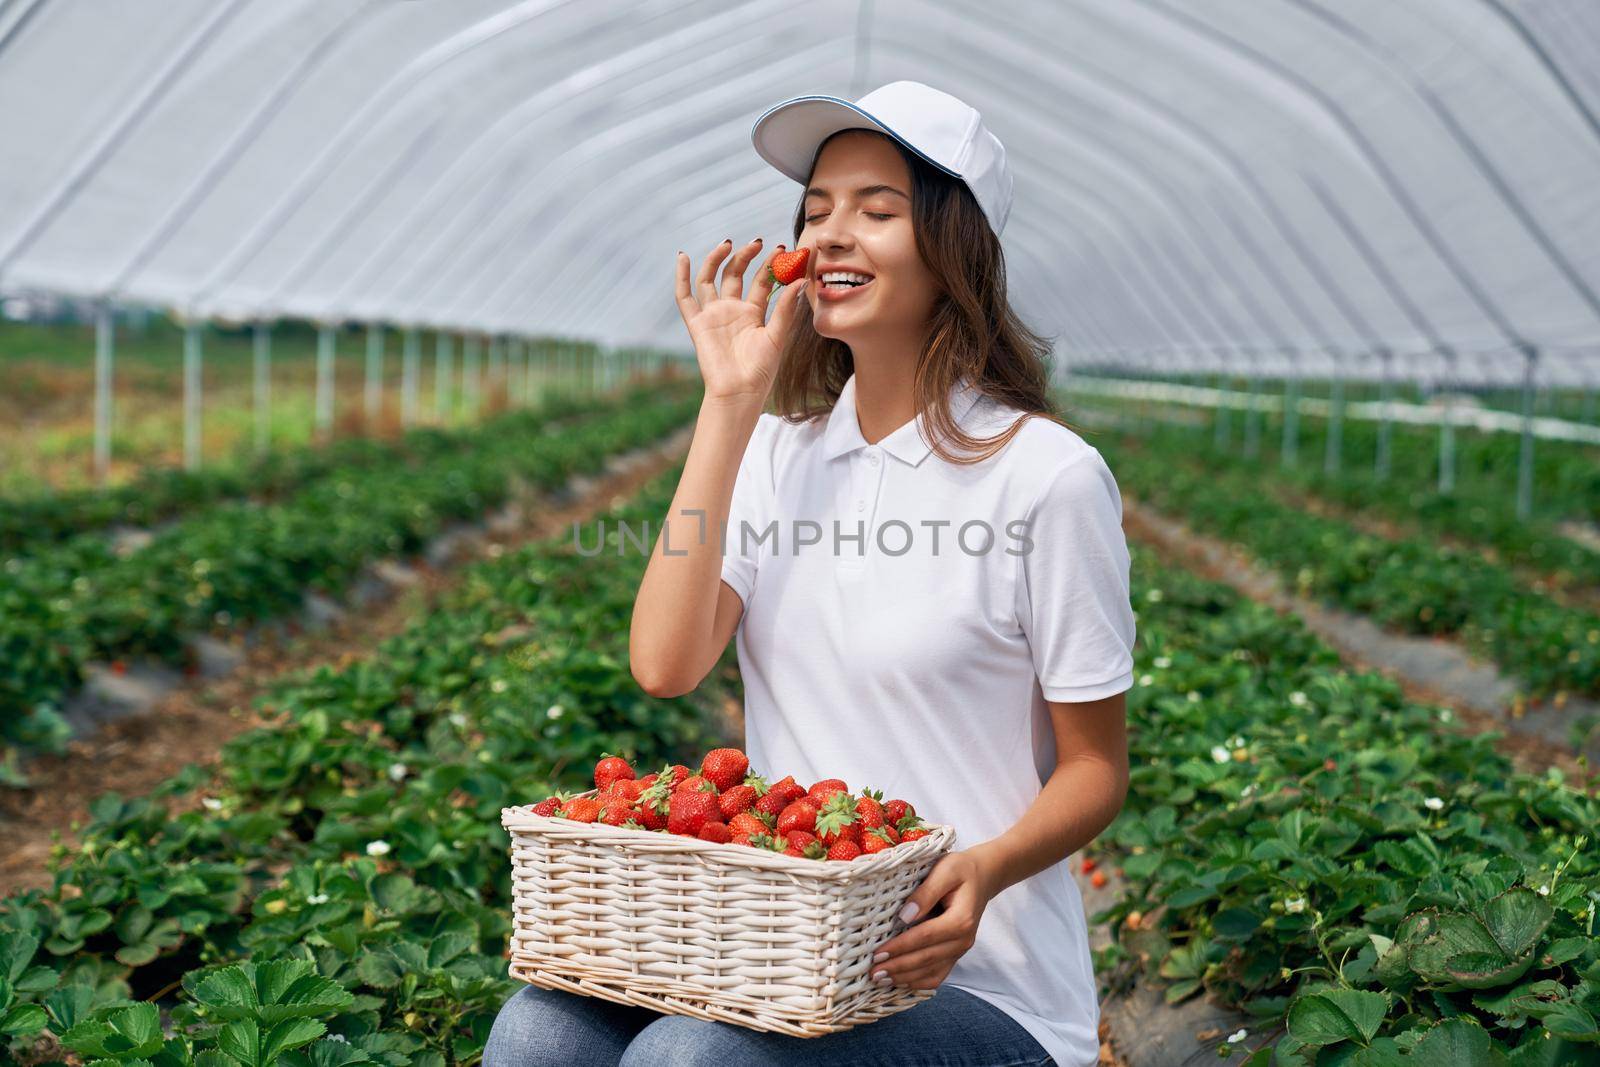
870, 848, 1000, 990
674, 238, 808, 409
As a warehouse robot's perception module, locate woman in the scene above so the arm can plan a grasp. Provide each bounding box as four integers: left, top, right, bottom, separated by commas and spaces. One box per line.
485, 81, 1136, 1067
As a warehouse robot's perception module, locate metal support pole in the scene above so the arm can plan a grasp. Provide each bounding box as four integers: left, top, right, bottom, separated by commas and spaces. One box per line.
316, 324, 335, 440
487, 335, 504, 402
463, 334, 480, 420
253, 321, 271, 453
1281, 366, 1301, 467
1376, 349, 1393, 481
365, 323, 383, 427
184, 321, 202, 471
507, 338, 523, 409
521, 339, 533, 406
401, 327, 420, 427
94, 302, 114, 485
1436, 349, 1457, 495
434, 332, 453, 424
1516, 345, 1538, 520
1325, 376, 1344, 476
1213, 373, 1230, 450
1243, 373, 1261, 459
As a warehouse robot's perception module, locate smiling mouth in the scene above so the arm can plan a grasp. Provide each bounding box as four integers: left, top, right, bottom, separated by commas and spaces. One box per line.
818, 277, 874, 299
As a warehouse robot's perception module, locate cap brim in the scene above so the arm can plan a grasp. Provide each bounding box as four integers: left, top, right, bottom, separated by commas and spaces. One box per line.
750, 94, 961, 184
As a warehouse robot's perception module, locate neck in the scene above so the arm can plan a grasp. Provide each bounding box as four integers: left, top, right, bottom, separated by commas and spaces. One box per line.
849, 337, 923, 444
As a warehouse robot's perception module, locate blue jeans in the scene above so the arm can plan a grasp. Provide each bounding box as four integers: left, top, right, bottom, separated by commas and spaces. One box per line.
482, 981, 1057, 1066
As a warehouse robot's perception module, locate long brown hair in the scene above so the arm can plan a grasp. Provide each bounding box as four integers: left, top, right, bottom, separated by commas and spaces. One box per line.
769, 128, 1071, 464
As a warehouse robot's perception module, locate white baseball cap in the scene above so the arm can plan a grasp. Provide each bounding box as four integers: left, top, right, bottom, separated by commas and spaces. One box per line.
750, 79, 1014, 238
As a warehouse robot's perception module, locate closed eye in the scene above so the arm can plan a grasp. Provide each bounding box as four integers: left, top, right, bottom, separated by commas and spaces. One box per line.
804, 212, 895, 223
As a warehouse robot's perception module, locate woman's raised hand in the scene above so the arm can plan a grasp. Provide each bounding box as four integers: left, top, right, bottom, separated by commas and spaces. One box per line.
675, 238, 808, 407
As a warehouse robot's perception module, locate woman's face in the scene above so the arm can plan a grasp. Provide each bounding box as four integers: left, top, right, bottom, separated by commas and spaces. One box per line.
801, 131, 941, 345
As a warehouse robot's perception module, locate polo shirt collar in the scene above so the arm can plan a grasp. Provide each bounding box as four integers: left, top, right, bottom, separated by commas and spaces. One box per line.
820, 372, 985, 467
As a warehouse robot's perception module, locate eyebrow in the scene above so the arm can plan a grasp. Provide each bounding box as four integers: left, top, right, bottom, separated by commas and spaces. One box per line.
803, 183, 910, 202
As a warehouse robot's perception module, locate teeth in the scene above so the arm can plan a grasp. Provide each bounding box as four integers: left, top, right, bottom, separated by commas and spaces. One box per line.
821, 272, 873, 285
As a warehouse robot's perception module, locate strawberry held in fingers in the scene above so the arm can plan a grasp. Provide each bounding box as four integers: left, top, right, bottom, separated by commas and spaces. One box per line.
767, 246, 810, 286
700, 748, 750, 791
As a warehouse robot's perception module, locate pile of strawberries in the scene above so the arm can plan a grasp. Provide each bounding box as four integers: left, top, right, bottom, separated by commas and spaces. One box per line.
529, 748, 931, 862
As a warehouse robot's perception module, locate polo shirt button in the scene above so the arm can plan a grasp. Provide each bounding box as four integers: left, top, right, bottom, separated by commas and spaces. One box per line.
856, 500, 865, 511
868, 452, 880, 466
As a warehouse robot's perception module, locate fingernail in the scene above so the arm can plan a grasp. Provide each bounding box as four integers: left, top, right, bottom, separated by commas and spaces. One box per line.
753, 237, 763, 244
899, 902, 920, 923
872, 969, 888, 981
722, 238, 731, 245
873, 950, 888, 963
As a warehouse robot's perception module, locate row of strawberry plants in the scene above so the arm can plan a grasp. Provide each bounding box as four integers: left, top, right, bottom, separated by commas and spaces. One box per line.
1089, 427, 1600, 703
1076, 383, 1600, 525
1076, 394, 1600, 599
0, 388, 612, 555
1095, 540, 1600, 1064
0, 459, 724, 1065
0, 384, 699, 773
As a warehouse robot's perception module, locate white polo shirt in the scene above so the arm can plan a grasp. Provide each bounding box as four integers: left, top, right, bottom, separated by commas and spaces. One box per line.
719, 372, 1137, 1067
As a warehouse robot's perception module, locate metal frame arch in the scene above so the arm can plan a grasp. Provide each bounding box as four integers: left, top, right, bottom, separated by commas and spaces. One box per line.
1127, 0, 1525, 349
184, 0, 589, 316
269, 0, 798, 323
1286, 0, 1600, 328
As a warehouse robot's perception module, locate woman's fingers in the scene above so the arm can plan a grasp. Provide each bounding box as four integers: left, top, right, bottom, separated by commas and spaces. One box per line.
764, 272, 808, 348
746, 244, 782, 308
695, 239, 733, 306
719, 237, 764, 301
674, 250, 699, 324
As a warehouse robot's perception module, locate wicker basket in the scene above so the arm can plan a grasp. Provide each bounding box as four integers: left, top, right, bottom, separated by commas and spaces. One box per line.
501, 791, 957, 1037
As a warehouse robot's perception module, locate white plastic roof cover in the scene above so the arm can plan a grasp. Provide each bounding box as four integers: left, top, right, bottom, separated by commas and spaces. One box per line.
1, 0, 1598, 387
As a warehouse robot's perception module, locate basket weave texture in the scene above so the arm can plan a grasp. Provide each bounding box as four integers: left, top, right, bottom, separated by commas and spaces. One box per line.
501, 792, 957, 1037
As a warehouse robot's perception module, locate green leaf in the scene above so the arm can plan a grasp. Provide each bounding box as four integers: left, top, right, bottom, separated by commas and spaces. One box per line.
1285, 988, 1389, 1047
1407, 1017, 1506, 1067
1481, 889, 1554, 960
0, 1003, 47, 1036
261, 1018, 327, 1062
217, 1019, 261, 1067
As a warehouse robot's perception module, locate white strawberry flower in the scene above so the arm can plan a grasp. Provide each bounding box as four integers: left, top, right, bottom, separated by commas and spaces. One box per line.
1154, 656, 1171, 669
1241, 783, 1256, 797
1289, 691, 1308, 707
1537, 884, 1550, 896
365, 840, 391, 857
328, 1034, 349, 1044
449, 712, 468, 728
1212, 745, 1231, 764
1145, 588, 1164, 602
1187, 691, 1201, 703
201, 796, 224, 811
1284, 896, 1307, 914
1139, 674, 1154, 687
1424, 796, 1444, 811
491, 678, 508, 694
1437, 708, 1453, 723
387, 762, 408, 782
547, 704, 565, 720
1227, 1029, 1248, 1044
307, 892, 329, 904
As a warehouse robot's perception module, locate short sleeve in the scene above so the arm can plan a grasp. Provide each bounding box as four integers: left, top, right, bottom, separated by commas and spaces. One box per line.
1014, 451, 1137, 703
719, 413, 777, 610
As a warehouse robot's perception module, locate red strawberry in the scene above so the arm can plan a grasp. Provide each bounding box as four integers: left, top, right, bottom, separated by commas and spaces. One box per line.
754, 790, 790, 819
698, 821, 733, 843
885, 798, 915, 826
668, 789, 721, 836
676, 774, 718, 796
531, 794, 564, 817
807, 779, 849, 805
900, 827, 929, 842
786, 838, 829, 860
719, 784, 759, 819
594, 753, 636, 792
746, 832, 788, 853
111, 660, 128, 676
1091, 870, 1108, 889
855, 789, 886, 831
785, 829, 819, 851
814, 792, 861, 847
561, 797, 602, 823
1081, 857, 1098, 874
767, 775, 807, 806
862, 826, 896, 855
768, 246, 810, 286
728, 812, 771, 844
664, 764, 693, 789
827, 838, 862, 862
700, 748, 750, 791
777, 799, 818, 836
884, 824, 901, 845
636, 775, 674, 831
600, 802, 636, 827
638, 773, 659, 790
